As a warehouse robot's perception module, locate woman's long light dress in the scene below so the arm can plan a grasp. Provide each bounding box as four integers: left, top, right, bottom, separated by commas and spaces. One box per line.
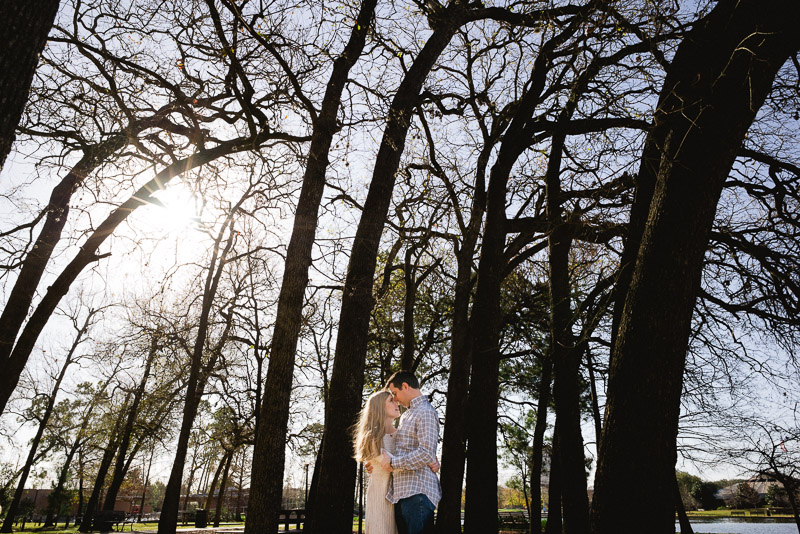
365, 433, 398, 534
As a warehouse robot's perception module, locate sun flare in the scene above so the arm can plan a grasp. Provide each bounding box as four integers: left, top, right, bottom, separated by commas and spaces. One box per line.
147, 186, 203, 232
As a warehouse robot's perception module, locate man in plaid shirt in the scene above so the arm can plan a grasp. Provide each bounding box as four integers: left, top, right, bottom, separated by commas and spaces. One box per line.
379, 370, 441, 534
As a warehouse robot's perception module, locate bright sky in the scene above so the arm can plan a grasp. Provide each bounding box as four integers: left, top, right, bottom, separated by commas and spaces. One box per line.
1, 0, 797, 504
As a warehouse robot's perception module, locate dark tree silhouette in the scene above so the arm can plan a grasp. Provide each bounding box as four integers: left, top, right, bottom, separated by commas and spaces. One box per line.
0, 0, 60, 169
306, 3, 475, 531
592, 2, 800, 533
243, 0, 380, 531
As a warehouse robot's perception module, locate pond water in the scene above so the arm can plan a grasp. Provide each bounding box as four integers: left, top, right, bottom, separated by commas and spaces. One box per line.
676, 518, 799, 534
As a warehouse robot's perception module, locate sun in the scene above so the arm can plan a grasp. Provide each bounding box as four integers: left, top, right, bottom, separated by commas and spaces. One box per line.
144, 184, 203, 233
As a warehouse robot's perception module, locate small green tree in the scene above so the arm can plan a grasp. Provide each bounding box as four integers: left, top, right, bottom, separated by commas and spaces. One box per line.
766, 484, 787, 508
499, 413, 535, 516
0, 462, 15, 512
147, 481, 167, 512
46, 485, 77, 523
505, 478, 529, 509
732, 482, 762, 509
676, 471, 702, 510
17, 498, 36, 526
689, 480, 721, 510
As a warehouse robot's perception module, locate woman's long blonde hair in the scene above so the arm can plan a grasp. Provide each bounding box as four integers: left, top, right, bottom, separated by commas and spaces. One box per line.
353, 390, 392, 462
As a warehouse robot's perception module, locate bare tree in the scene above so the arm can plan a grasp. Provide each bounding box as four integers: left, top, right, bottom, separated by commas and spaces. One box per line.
239, 0, 380, 529
308, 2, 593, 529
592, 2, 800, 533
732, 418, 800, 531
1, 304, 102, 532
158, 207, 245, 534
0, 0, 306, 416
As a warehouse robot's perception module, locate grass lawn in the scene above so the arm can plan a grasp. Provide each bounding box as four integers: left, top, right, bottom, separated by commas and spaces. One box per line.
8, 512, 792, 534
0, 521, 249, 533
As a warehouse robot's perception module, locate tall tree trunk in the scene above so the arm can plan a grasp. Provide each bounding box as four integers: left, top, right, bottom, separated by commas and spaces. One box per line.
401, 248, 417, 371
79, 397, 130, 533
243, 2, 378, 532
591, 2, 800, 533
675, 472, 694, 534
529, 352, 553, 534
0, 0, 60, 169
205, 455, 227, 511
158, 220, 236, 534
462, 147, 509, 534
400, 247, 440, 373
78, 451, 85, 524
585, 346, 603, 453
435, 280, 473, 534
248, 271, 265, 443
545, 132, 589, 534
139, 449, 153, 521
102, 341, 156, 510
305, 5, 471, 533
436, 142, 489, 534
464, 22, 572, 530
234, 451, 245, 521
213, 450, 234, 527
183, 444, 201, 512
544, 430, 562, 534
305, 436, 324, 522
538, 21, 648, 528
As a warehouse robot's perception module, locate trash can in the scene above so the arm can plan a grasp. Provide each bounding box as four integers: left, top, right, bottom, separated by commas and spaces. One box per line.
195, 509, 208, 528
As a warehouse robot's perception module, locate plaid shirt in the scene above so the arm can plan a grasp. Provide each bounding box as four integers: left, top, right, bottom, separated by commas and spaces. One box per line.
387, 395, 442, 506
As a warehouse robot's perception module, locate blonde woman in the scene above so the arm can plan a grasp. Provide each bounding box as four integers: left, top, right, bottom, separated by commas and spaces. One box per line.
354, 390, 401, 534
354, 390, 440, 534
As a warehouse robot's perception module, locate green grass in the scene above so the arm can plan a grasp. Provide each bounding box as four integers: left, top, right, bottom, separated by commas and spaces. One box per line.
0, 523, 80, 533
0, 521, 248, 533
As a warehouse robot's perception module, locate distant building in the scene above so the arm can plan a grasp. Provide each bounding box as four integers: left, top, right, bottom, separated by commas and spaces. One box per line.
16, 489, 153, 518
19, 489, 58, 513
715, 473, 790, 505
110, 495, 153, 514
17, 489, 79, 519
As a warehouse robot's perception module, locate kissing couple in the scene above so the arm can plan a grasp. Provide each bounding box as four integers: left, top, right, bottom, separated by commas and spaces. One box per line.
353, 370, 442, 534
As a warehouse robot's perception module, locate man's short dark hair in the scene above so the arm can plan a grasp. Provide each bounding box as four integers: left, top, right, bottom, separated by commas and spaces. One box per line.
386, 370, 419, 390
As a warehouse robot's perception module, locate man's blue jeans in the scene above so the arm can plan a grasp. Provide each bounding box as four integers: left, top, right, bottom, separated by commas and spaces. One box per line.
395, 493, 435, 534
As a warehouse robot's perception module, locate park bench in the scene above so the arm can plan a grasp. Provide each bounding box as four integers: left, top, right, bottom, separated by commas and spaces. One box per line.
120, 514, 137, 531
498, 510, 529, 530
279, 508, 305, 532
749, 510, 766, 516
91, 510, 131, 532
